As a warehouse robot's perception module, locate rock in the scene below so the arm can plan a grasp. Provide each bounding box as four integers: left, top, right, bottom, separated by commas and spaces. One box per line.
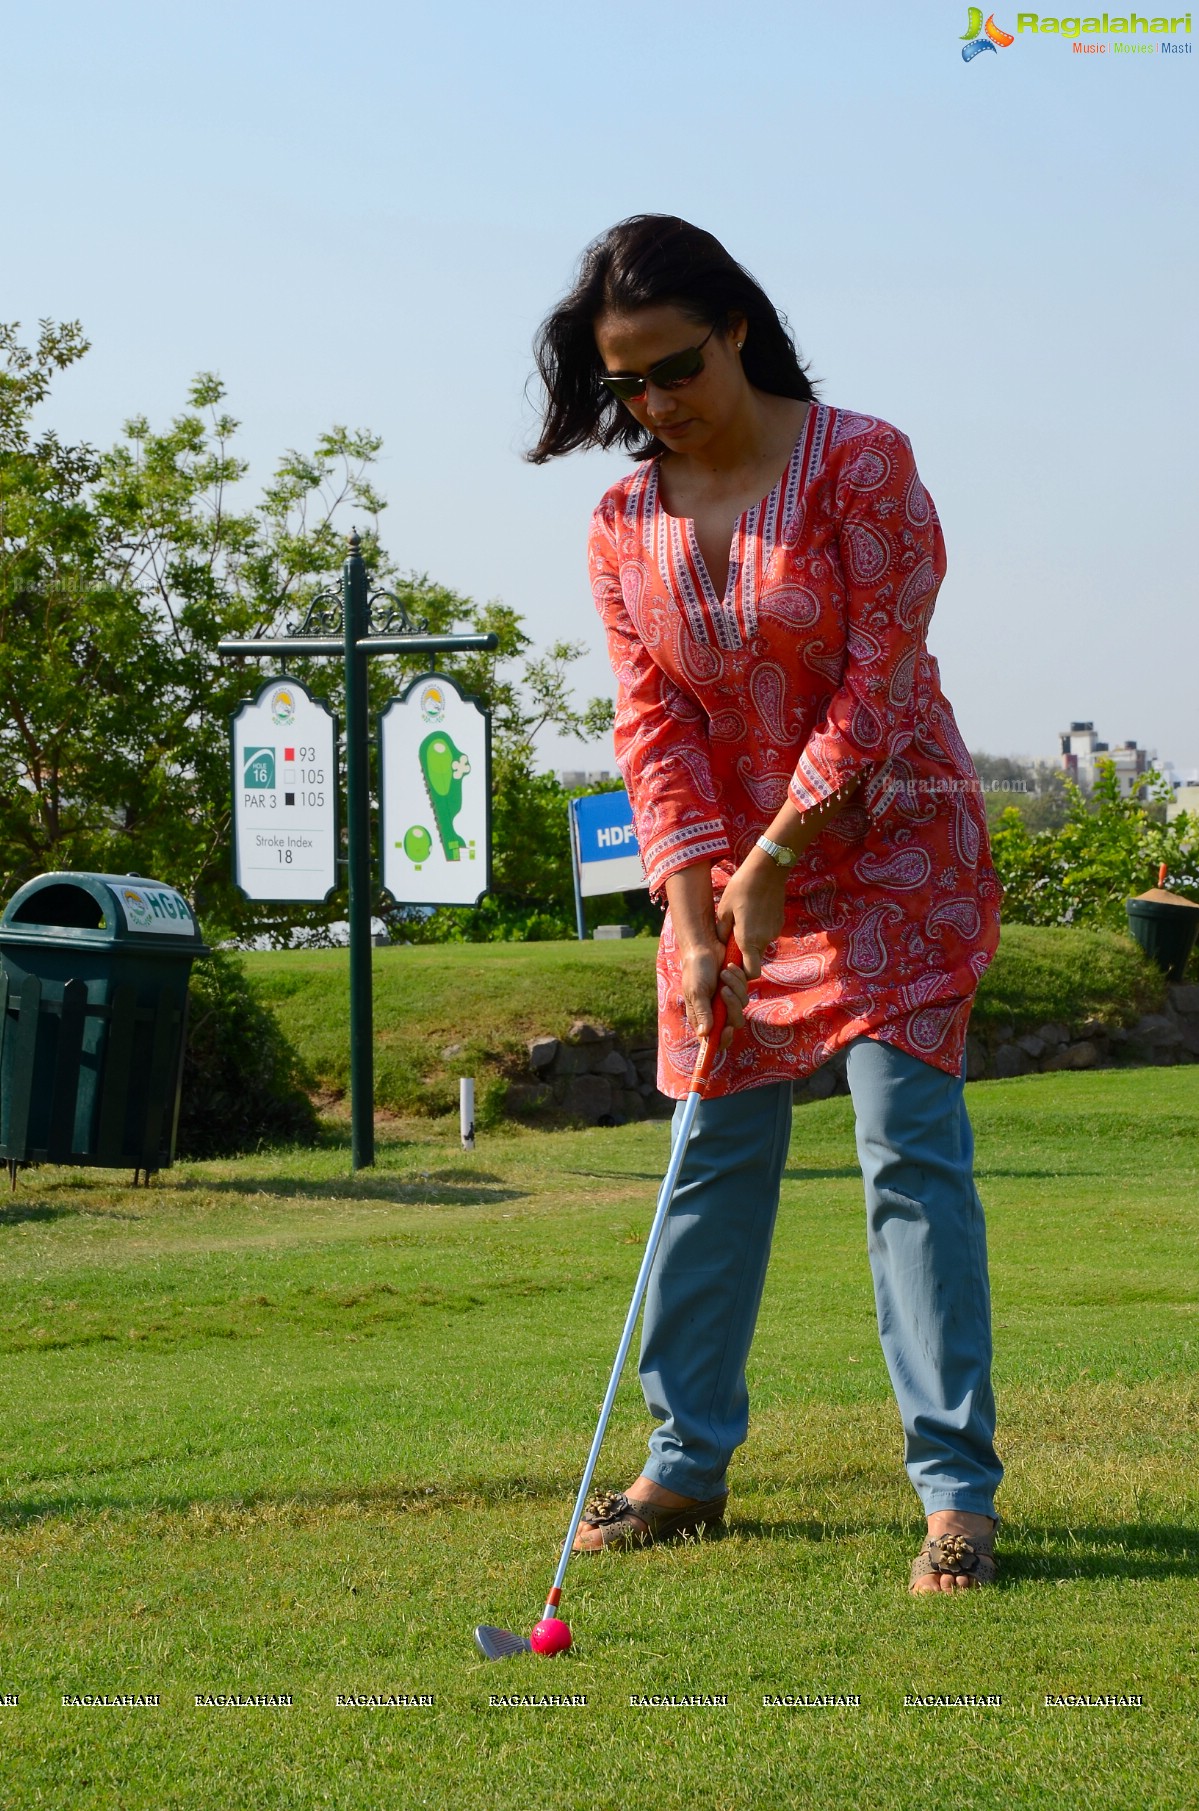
593, 924, 633, 940
1167, 983, 1199, 1015
993, 1023, 1015, 1044
569, 1019, 611, 1044
527, 1036, 560, 1071
1036, 1022, 1069, 1047
598, 1047, 632, 1078
994, 1044, 1033, 1079
548, 1045, 580, 1077
1178, 1019, 1199, 1056
965, 1034, 987, 1081
1077, 1016, 1108, 1040
1043, 1040, 1101, 1072
441, 1042, 464, 1059
1129, 1013, 1184, 1048
506, 1082, 552, 1114
1017, 1034, 1047, 1059
563, 1074, 613, 1120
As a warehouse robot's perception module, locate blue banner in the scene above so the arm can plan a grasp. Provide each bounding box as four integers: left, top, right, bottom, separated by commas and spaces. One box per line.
569, 792, 646, 907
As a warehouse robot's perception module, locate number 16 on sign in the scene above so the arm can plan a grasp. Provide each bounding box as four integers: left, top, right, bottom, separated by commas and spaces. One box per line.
231, 676, 339, 902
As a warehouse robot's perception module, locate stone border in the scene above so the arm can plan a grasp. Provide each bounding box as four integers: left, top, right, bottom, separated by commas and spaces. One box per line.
506, 986, 1199, 1125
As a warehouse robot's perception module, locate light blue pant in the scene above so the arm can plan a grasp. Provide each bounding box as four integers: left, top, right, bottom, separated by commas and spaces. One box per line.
638, 1036, 1002, 1519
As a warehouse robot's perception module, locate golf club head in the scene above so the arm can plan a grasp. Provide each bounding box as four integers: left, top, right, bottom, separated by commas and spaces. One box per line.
474, 1624, 532, 1660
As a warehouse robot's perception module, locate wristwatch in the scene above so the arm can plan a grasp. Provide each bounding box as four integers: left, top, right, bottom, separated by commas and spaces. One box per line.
756, 834, 799, 869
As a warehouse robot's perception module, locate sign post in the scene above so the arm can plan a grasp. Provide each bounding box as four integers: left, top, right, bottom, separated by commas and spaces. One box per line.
219, 532, 497, 1170
568, 792, 647, 938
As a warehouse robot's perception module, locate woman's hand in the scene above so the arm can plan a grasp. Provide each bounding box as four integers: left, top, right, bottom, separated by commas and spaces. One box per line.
678, 938, 749, 1050
663, 863, 749, 1049
715, 846, 789, 981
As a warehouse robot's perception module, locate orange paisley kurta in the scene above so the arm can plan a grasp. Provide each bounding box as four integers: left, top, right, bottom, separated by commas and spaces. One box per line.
587, 403, 1003, 1100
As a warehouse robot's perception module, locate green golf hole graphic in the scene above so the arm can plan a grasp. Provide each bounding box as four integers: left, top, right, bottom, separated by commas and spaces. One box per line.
420, 731, 471, 861
401, 824, 433, 870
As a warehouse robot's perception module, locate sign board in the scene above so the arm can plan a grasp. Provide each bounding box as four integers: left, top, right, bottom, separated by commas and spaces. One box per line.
116, 881, 201, 937
380, 673, 490, 906
230, 677, 338, 902
570, 791, 647, 898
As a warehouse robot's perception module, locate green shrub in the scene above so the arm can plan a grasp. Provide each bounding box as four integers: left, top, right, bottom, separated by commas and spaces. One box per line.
991, 761, 1199, 935
178, 951, 321, 1157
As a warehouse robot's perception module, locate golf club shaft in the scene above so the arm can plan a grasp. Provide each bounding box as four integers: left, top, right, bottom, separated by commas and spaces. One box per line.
542, 931, 742, 1616
542, 1084, 703, 1612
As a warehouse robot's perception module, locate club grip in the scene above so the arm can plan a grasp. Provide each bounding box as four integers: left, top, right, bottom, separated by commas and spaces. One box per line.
692, 930, 743, 1096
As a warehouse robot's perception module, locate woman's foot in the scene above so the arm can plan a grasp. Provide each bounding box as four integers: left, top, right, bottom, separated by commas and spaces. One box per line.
910, 1510, 998, 1593
572, 1475, 725, 1552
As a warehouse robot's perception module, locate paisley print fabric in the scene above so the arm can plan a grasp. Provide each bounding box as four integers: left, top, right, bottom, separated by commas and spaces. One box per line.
588, 405, 1003, 1097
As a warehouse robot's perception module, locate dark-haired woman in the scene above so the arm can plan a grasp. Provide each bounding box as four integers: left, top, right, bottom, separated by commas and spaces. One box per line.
531, 217, 1004, 1593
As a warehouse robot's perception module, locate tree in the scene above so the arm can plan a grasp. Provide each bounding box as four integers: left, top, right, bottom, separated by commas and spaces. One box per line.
0, 323, 615, 941
969, 751, 1071, 832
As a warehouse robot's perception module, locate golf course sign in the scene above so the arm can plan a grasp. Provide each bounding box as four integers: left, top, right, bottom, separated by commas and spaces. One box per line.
380, 673, 491, 906
231, 677, 338, 902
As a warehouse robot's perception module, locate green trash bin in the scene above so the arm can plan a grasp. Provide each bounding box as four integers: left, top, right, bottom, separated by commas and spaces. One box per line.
0, 873, 209, 1181
1125, 884, 1199, 984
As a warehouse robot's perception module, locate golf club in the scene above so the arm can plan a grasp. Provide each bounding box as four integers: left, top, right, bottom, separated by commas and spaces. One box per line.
474, 931, 744, 1661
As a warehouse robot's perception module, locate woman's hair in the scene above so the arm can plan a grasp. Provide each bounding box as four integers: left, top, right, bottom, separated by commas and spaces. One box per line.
527, 214, 817, 465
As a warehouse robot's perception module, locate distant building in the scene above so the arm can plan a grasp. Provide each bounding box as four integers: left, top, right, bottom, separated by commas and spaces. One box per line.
559, 770, 617, 788
1059, 721, 1159, 799
1168, 785, 1199, 824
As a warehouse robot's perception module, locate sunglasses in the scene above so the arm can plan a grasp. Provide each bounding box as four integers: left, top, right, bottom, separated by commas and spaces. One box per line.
599, 322, 719, 402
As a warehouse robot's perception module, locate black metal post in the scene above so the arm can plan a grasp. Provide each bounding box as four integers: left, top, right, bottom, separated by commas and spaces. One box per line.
344, 531, 374, 1169
217, 536, 497, 1176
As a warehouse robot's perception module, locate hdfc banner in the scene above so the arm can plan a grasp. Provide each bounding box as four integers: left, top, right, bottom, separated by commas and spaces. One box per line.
570, 791, 647, 898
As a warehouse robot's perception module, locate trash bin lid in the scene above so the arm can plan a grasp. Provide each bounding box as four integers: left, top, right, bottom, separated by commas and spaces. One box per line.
1128, 885, 1199, 911
0, 872, 207, 953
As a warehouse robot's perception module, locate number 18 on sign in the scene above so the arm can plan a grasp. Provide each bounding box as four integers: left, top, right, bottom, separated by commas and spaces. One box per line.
231, 677, 338, 901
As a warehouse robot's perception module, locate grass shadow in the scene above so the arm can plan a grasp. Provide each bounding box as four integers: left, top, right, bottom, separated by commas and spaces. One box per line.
558, 1168, 669, 1184
998, 1520, 1199, 1583
976, 1167, 1111, 1181
0, 1473, 590, 1533
0, 1200, 90, 1227
191, 1172, 527, 1208
782, 1166, 861, 1182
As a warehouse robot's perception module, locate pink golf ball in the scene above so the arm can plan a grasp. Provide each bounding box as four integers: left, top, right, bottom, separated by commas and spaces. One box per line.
529, 1617, 572, 1656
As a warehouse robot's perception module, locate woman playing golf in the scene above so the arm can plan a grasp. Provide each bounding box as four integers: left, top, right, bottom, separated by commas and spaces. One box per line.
530, 216, 1003, 1593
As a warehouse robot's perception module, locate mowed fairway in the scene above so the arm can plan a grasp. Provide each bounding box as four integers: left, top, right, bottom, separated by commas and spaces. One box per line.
1, 1068, 1196, 1809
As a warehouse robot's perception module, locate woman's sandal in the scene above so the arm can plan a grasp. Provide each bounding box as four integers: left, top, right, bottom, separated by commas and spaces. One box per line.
909, 1528, 999, 1591
573, 1488, 729, 1552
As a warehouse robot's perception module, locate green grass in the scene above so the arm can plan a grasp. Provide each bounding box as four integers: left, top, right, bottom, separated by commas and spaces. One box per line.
242, 925, 1168, 1119
1, 1068, 1196, 1808
968, 923, 1165, 1036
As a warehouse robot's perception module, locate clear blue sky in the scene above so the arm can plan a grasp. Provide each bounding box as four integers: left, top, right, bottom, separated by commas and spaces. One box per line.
6, 0, 1197, 776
